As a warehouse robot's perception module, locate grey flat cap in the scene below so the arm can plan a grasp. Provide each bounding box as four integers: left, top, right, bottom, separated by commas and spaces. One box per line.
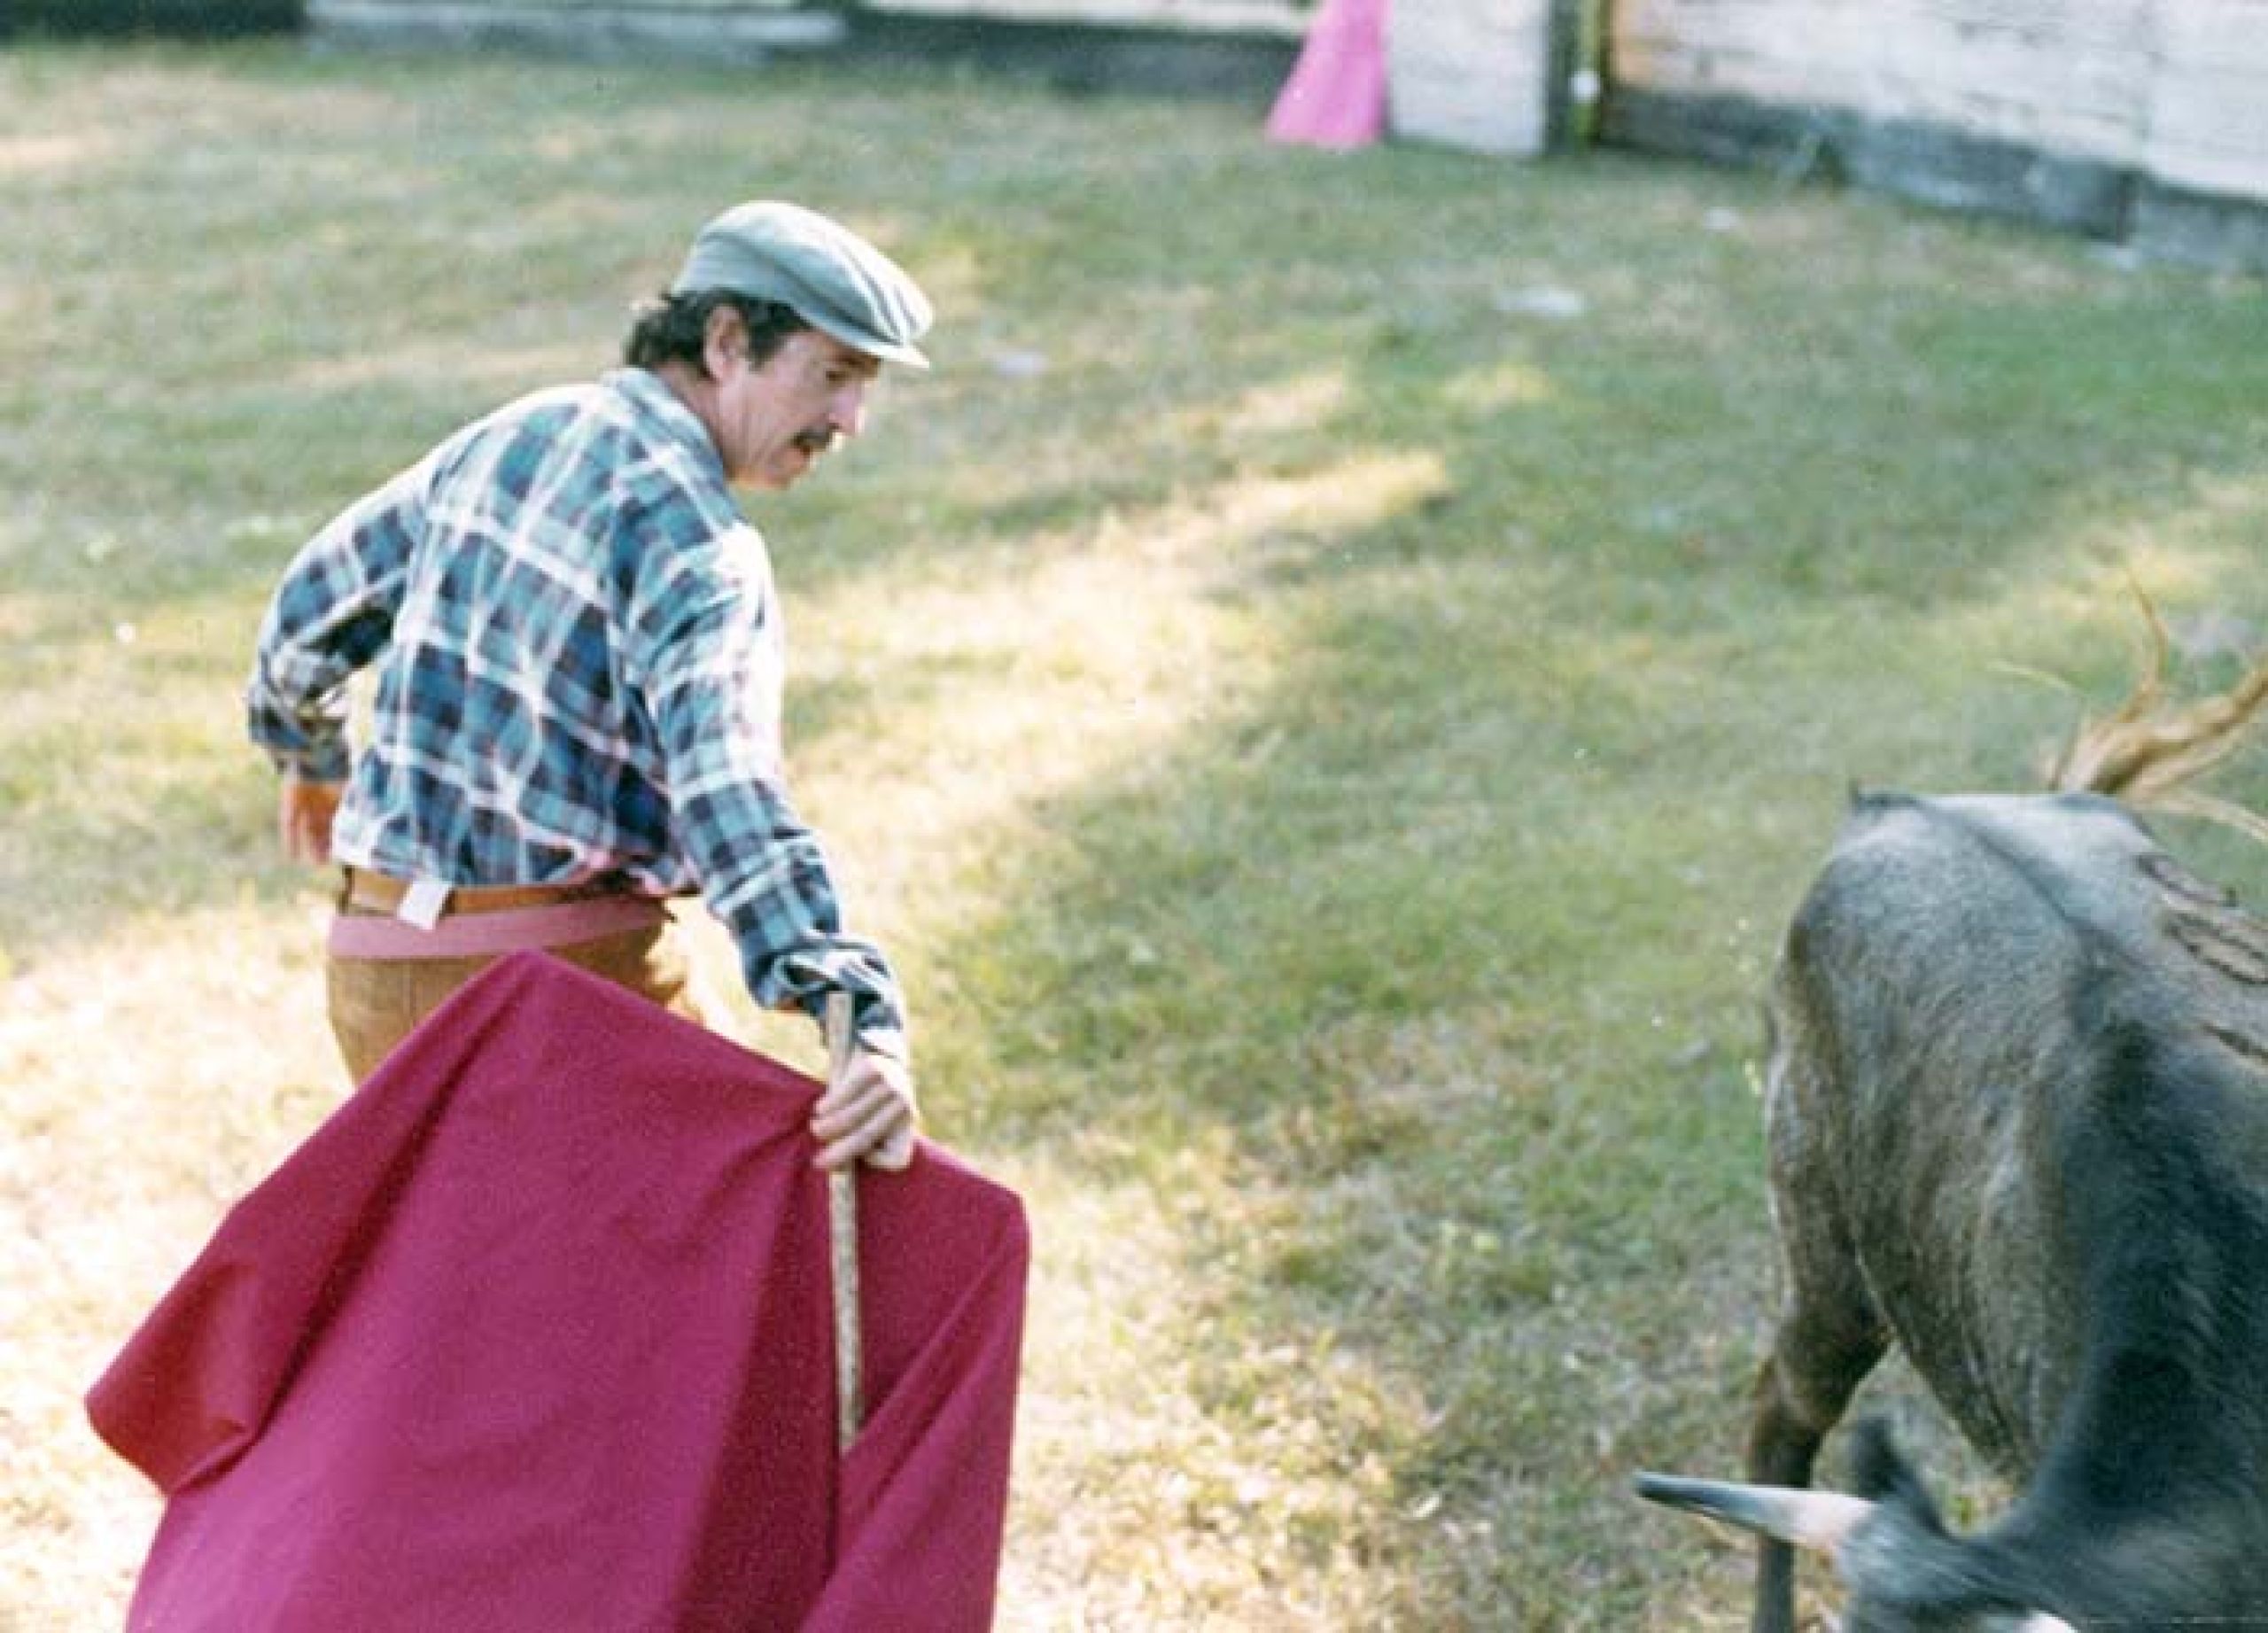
672, 199, 933, 369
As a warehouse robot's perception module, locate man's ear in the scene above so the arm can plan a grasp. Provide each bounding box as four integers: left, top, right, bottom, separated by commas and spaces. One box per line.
701, 302, 748, 378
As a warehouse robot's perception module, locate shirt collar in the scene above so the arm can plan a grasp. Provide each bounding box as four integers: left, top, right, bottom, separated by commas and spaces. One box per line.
603, 367, 726, 481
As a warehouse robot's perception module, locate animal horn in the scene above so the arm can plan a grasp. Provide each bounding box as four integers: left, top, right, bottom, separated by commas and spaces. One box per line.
1633, 1472, 1875, 1552
2046, 579, 2268, 844
1635, 1475, 2081, 1633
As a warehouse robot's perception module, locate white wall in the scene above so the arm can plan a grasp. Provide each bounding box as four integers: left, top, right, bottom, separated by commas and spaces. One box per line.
1609, 0, 2268, 207
1389, 0, 1560, 157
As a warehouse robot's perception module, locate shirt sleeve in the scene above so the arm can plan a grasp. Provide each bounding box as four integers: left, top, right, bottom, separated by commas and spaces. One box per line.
245, 461, 430, 782
622, 504, 911, 1061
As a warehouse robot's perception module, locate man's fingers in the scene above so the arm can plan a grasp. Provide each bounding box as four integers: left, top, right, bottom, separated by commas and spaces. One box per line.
810, 1073, 899, 1138
813, 1099, 914, 1170
278, 779, 342, 867
286, 818, 330, 867
812, 1037, 918, 1170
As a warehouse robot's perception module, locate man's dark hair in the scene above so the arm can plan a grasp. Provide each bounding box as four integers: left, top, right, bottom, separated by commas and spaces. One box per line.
623, 291, 808, 374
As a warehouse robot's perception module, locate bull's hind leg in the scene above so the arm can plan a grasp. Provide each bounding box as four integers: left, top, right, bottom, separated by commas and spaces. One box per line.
1743, 1208, 1890, 1633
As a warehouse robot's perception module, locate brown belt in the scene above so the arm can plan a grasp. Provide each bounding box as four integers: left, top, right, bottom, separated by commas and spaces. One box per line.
340, 867, 617, 918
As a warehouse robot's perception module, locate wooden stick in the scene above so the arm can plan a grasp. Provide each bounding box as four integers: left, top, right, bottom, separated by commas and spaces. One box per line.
824, 991, 863, 1451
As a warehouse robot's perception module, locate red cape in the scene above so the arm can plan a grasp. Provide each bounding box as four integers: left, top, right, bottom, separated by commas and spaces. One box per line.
88, 952, 1027, 1632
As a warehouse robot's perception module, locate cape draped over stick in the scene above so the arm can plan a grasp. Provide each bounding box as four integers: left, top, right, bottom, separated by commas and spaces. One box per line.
87, 952, 1027, 1633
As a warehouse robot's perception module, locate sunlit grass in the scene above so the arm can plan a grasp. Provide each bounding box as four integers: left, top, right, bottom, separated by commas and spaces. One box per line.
6, 36, 2268, 1633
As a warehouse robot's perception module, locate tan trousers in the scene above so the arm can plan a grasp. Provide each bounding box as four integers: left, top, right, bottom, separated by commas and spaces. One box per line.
326, 919, 705, 1085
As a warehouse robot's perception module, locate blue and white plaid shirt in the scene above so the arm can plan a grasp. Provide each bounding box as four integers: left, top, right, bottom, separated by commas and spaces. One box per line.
247, 367, 906, 1054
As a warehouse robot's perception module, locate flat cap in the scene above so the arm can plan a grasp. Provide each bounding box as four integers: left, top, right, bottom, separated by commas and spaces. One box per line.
672, 199, 933, 369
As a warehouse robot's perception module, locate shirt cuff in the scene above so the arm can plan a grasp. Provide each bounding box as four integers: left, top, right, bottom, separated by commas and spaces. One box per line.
852, 1022, 910, 1063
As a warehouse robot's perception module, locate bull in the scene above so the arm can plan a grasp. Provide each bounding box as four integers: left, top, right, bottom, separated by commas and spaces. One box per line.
1637, 786, 2268, 1632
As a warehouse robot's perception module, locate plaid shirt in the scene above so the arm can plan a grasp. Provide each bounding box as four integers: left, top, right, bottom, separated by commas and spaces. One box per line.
246, 367, 906, 1054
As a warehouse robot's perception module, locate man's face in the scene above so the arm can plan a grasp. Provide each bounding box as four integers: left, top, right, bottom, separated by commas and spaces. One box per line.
712, 327, 882, 491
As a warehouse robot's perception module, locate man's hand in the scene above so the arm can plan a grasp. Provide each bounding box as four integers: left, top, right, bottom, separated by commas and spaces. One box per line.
811, 1044, 918, 1171
278, 775, 345, 867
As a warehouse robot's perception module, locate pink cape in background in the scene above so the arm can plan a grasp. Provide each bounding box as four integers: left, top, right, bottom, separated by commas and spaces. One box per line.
1264, 0, 1388, 150
87, 952, 1028, 1632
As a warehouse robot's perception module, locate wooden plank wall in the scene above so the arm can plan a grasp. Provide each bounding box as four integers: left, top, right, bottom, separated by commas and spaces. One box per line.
1604, 0, 2268, 266
313, 0, 1306, 38
307, 0, 1307, 94
1608, 0, 2156, 161
307, 0, 846, 62
2147, 0, 2268, 197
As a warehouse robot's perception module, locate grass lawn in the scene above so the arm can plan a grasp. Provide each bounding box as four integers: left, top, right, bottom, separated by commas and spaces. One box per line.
4, 36, 2267, 1631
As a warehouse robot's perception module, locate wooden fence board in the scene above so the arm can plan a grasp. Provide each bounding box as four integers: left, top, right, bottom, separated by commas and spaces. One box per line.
2144, 0, 2268, 195
1607, 0, 2268, 260
860, 0, 1303, 33
309, 0, 844, 57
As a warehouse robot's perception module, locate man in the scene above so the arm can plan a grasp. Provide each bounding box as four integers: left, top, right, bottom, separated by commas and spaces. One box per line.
246, 199, 925, 1170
